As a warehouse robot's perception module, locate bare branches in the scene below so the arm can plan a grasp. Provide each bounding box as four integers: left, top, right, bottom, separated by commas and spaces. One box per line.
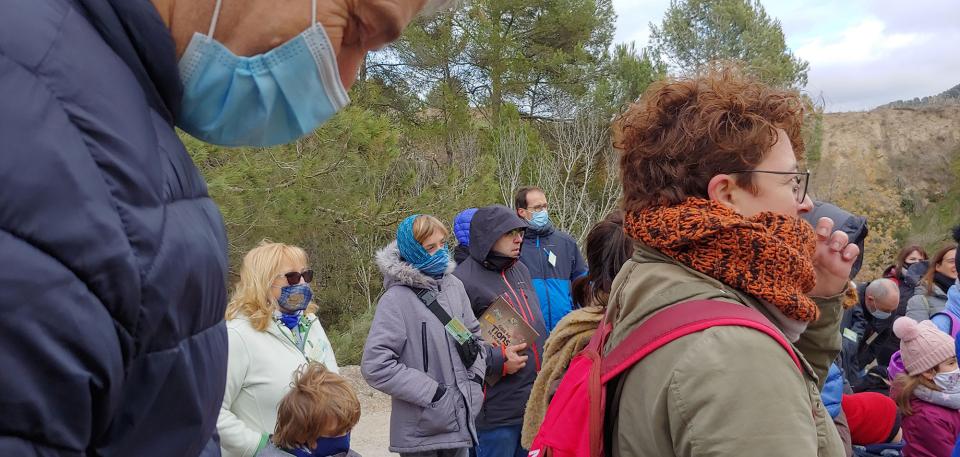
495, 125, 530, 206
533, 107, 618, 244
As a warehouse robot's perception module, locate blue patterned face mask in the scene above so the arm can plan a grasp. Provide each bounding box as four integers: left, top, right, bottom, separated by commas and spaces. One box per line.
177, 0, 349, 146
396, 214, 450, 278
418, 246, 450, 278
277, 284, 313, 314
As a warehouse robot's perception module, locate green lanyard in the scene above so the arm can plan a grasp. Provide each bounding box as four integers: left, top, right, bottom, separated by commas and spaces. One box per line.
275, 318, 311, 353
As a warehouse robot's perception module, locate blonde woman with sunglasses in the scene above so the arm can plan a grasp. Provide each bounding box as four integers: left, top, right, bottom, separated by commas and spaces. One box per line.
218, 241, 338, 457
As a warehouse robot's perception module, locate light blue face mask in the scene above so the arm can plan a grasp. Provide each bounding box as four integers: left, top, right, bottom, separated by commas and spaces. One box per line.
177, 0, 350, 147
529, 210, 550, 228
869, 307, 892, 320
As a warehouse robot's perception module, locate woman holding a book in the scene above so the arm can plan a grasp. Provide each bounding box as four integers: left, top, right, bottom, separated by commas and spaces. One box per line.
362, 214, 505, 457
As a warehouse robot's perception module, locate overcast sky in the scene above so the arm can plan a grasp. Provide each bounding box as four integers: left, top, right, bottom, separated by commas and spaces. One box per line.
611, 0, 960, 112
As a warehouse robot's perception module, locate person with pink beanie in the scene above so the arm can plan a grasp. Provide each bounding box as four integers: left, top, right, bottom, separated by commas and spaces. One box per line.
892, 316, 960, 456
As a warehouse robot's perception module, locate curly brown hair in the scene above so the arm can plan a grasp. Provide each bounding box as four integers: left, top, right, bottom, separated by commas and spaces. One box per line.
615, 68, 806, 212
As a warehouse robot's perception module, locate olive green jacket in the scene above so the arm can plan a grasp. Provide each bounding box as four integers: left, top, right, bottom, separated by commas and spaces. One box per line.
605, 245, 845, 457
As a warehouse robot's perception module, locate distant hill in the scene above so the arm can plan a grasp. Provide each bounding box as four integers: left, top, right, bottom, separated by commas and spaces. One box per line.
810, 103, 960, 277
878, 82, 960, 109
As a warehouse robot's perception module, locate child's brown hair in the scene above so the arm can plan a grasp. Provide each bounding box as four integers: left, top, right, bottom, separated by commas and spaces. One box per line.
892, 372, 940, 416
273, 362, 361, 449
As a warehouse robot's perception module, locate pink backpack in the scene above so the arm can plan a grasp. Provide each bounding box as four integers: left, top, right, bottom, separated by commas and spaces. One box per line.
527, 300, 801, 457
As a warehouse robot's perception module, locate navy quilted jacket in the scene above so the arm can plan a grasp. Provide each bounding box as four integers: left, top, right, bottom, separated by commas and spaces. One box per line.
0, 0, 228, 455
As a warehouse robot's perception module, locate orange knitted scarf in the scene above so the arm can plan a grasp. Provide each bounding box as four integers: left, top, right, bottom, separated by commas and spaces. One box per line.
625, 198, 820, 322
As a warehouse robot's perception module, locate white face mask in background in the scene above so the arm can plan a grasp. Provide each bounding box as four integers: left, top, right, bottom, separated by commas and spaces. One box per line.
934, 367, 960, 394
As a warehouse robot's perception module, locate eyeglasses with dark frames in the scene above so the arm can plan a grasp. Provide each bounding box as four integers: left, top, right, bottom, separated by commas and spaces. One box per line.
506, 228, 525, 237
727, 169, 810, 204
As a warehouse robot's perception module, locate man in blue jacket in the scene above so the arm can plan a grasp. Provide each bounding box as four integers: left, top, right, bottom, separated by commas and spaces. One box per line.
0, 0, 441, 455
514, 186, 587, 332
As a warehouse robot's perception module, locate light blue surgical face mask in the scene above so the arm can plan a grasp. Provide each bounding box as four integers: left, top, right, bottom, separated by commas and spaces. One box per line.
177, 0, 349, 147
529, 210, 550, 228
869, 307, 892, 320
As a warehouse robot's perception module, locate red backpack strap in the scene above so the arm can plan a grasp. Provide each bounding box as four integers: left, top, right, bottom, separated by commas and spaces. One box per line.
587, 299, 801, 457
602, 300, 801, 379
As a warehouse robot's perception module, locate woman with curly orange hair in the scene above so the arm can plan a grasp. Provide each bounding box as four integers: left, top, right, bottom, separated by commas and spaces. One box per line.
605, 69, 859, 457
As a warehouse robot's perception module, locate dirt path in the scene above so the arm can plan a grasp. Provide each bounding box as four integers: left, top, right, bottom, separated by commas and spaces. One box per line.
340, 366, 397, 457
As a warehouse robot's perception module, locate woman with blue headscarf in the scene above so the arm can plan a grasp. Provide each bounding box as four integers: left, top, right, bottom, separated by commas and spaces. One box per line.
362, 215, 487, 457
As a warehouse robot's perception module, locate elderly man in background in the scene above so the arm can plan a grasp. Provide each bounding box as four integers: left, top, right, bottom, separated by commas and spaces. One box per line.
840, 278, 901, 391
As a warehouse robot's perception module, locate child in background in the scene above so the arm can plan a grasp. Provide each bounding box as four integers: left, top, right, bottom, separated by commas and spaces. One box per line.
891, 317, 960, 457
260, 362, 362, 457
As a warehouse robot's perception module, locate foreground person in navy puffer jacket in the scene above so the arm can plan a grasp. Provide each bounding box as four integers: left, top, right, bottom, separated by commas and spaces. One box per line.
0, 0, 433, 454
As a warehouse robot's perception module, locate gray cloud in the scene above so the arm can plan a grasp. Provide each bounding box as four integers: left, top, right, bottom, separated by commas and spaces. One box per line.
611, 0, 960, 112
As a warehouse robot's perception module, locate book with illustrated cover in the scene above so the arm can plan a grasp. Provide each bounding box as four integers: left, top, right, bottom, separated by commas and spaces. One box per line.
479, 297, 540, 347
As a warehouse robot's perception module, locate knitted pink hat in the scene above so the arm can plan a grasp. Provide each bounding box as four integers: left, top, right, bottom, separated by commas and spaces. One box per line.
893, 317, 956, 375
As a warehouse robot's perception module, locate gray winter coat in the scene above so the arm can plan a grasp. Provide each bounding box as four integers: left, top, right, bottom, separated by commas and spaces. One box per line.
453, 205, 547, 430
906, 283, 948, 322
361, 242, 486, 454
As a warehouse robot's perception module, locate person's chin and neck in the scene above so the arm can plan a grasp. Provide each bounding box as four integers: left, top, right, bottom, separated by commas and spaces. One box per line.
148, 0, 437, 147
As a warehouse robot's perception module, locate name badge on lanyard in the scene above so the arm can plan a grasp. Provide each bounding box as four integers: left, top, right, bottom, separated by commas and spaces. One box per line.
547, 250, 557, 267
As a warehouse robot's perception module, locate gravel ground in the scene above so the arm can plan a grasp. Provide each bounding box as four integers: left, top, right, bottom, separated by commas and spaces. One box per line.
340, 365, 397, 457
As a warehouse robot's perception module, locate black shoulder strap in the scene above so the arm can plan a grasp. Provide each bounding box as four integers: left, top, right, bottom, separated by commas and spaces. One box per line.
412, 288, 484, 381
413, 288, 453, 327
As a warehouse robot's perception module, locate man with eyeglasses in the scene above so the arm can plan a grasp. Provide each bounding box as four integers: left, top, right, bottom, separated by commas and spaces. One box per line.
453, 204, 547, 457
514, 186, 588, 333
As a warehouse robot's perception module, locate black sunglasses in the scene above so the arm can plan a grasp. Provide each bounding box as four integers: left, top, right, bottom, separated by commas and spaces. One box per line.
279, 269, 314, 286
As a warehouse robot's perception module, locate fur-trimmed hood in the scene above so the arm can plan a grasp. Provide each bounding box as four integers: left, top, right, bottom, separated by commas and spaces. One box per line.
376, 240, 456, 290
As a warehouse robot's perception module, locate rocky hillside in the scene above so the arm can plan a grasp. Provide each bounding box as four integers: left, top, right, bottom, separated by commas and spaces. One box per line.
810, 105, 960, 275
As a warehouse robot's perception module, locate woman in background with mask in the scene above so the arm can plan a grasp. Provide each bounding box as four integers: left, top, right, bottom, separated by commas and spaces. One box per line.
886, 245, 929, 316
362, 215, 487, 457
906, 245, 958, 322
219, 241, 339, 457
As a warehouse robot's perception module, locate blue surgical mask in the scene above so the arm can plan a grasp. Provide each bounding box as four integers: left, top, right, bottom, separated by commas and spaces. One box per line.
529, 210, 550, 228
177, 0, 349, 147
869, 307, 892, 320
278, 283, 313, 314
